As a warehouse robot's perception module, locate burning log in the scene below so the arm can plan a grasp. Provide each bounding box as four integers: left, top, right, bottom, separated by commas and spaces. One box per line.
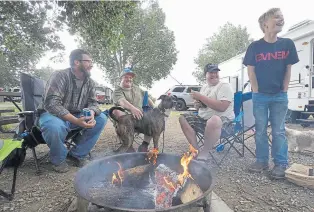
154, 164, 181, 209
111, 164, 153, 187
177, 178, 203, 204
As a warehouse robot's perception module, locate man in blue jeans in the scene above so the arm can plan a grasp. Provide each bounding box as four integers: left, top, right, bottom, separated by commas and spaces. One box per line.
38, 49, 107, 173
243, 8, 299, 179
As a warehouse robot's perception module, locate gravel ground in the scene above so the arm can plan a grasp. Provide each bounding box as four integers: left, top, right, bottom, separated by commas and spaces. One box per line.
0, 114, 313, 212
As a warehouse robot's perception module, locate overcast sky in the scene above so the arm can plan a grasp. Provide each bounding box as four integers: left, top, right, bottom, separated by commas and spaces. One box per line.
37, 0, 314, 98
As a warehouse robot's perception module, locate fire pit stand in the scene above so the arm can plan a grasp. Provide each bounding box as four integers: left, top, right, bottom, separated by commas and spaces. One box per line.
74, 152, 215, 212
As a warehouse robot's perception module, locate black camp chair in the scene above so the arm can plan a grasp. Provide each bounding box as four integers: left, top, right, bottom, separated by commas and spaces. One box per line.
0, 73, 87, 200
16, 73, 84, 173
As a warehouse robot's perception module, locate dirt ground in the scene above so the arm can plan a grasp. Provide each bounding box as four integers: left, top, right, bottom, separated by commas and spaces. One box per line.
0, 113, 314, 212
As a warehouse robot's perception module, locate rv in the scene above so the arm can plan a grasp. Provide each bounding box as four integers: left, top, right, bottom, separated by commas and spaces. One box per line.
217, 20, 314, 125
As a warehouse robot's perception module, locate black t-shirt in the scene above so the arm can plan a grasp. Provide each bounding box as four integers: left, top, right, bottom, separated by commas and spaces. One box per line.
243, 37, 299, 94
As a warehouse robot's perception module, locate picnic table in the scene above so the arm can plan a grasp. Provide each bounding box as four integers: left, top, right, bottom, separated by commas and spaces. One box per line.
0, 92, 22, 133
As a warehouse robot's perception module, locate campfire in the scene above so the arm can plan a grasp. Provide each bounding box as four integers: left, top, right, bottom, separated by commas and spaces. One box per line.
109, 145, 203, 209
74, 144, 213, 212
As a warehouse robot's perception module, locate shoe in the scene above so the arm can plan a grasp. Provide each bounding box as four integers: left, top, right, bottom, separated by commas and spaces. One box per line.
52, 161, 69, 173
248, 161, 269, 173
270, 164, 287, 179
138, 141, 149, 152
67, 154, 88, 168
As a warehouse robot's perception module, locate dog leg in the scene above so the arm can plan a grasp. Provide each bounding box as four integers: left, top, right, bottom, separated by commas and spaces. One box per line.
152, 134, 161, 150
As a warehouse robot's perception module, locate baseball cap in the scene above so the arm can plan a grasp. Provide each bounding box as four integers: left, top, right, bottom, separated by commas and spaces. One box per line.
204, 64, 220, 73
122, 67, 135, 77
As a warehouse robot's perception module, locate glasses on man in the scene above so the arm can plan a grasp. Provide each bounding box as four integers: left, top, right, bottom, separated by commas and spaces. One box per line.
80, 59, 93, 64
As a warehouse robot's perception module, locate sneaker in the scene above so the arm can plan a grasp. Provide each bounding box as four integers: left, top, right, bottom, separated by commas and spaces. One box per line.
52, 161, 69, 173
248, 161, 269, 173
67, 154, 88, 168
138, 141, 149, 152
270, 164, 287, 179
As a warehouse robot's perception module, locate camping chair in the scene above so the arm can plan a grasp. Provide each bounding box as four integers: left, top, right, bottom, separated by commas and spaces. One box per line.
14, 73, 85, 173
196, 91, 257, 167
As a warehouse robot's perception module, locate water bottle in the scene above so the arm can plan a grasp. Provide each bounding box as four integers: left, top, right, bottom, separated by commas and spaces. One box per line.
216, 143, 225, 152
142, 91, 150, 112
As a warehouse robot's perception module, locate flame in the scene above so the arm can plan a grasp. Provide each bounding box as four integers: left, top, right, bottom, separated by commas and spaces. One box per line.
177, 145, 195, 185
163, 176, 176, 191
112, 173, 119, 184
147, 148, 159, 165
111, 162, 124, 186
189, 144, 198, 158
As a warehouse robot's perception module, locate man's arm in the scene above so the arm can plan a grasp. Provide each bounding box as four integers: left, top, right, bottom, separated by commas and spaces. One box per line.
148, 98, 155, 108
44, 72, 71, 118
198, 95, 230, 112
283, 65, 292, 92
283, 39, 299, 92
118, 98, 138, 111
44, 72, 94, 127
247, 65, 258, 93
87, 83, 101, 116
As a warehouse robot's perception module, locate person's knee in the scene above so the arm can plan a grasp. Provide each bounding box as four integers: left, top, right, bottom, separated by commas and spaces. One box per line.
41, 116, 67, 134
179, 115, 187, 125
206, 115, 222, 130
95, 113, 107, 129
113, 109, 125, 118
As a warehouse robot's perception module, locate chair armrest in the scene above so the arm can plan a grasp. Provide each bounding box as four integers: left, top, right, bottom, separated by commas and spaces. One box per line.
17, 111, 34, 116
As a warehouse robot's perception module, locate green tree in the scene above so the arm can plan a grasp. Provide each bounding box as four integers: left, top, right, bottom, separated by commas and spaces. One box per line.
31, 66, 55, 81
63, 1, 177, 88
0, 1, 64, 86
193, 22, 253, 83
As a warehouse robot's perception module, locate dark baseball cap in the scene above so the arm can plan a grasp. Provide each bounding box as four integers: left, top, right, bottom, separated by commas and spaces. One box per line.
204, 64, 220, 73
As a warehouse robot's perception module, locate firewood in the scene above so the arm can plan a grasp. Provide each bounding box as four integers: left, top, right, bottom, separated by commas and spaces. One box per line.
111, 164, 153, 187
154, 164, 180, 209
177, 178, 203, 204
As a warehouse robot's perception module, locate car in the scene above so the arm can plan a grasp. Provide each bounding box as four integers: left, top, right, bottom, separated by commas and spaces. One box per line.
166, 85, 202, 111
95, 87, 106, 104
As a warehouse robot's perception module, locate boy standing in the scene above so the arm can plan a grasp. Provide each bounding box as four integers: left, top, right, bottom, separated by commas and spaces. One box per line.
243, 8, 299, 179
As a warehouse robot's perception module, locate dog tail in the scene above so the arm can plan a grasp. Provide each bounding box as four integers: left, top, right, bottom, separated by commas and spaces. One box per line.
108, 106, 126, 122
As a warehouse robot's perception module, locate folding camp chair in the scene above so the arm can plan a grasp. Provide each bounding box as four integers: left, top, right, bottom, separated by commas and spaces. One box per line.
15, 73, 85, 173
196, 91, 257, 167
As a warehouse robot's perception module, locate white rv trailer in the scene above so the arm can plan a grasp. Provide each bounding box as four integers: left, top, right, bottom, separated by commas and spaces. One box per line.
217, 20, 314, 124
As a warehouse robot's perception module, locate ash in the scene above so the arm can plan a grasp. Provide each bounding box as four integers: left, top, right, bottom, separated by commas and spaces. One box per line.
88, 163, 180, 210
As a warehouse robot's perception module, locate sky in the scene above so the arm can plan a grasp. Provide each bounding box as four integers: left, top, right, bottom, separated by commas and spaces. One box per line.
37, 0, 314, 98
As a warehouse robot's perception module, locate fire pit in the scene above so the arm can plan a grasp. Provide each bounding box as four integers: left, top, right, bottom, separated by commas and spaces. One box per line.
74, 150, 214, 212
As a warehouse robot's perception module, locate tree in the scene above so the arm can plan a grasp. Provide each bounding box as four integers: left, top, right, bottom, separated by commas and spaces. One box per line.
0, 1, 64, 86
193, 22, 253, 83
63, 1, 177, 88
31, 66, 55, 81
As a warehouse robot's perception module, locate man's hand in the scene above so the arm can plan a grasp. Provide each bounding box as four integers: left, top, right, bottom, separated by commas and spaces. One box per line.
190, 90, 202, 101
194, 100, 202, 110
130, 107, 143, 120
85, 110, 95, 124
75, 116, 96, 129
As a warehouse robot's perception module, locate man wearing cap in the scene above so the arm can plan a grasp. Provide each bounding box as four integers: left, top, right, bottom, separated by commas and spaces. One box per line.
38, 49, 107, 173
179, 64, 235, 161
112, 68, 155, 152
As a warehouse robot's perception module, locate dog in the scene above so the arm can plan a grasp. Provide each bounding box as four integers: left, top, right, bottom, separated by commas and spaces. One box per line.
108, 94, 177, 153
285, 127, 314, 154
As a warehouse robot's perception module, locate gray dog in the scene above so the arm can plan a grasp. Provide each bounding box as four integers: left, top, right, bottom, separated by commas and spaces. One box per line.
108, 95, 177, 153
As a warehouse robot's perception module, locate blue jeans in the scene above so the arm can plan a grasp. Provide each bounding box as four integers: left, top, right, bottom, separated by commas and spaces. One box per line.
39, 112, 107, 165
252, 92, 288, 166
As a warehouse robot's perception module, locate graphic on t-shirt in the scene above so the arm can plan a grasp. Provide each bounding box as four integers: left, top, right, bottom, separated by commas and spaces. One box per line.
256, 50, 289, 62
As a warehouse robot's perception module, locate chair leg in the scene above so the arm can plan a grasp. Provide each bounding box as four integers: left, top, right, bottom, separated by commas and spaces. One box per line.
31, 147, 40, 174
0, 157, 18, 200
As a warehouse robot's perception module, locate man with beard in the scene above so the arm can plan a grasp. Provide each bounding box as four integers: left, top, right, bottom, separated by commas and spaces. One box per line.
38, 49, 107, 173
243, 8, 299, 179
112, 68, 155, 152
179, 64, 235, 161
